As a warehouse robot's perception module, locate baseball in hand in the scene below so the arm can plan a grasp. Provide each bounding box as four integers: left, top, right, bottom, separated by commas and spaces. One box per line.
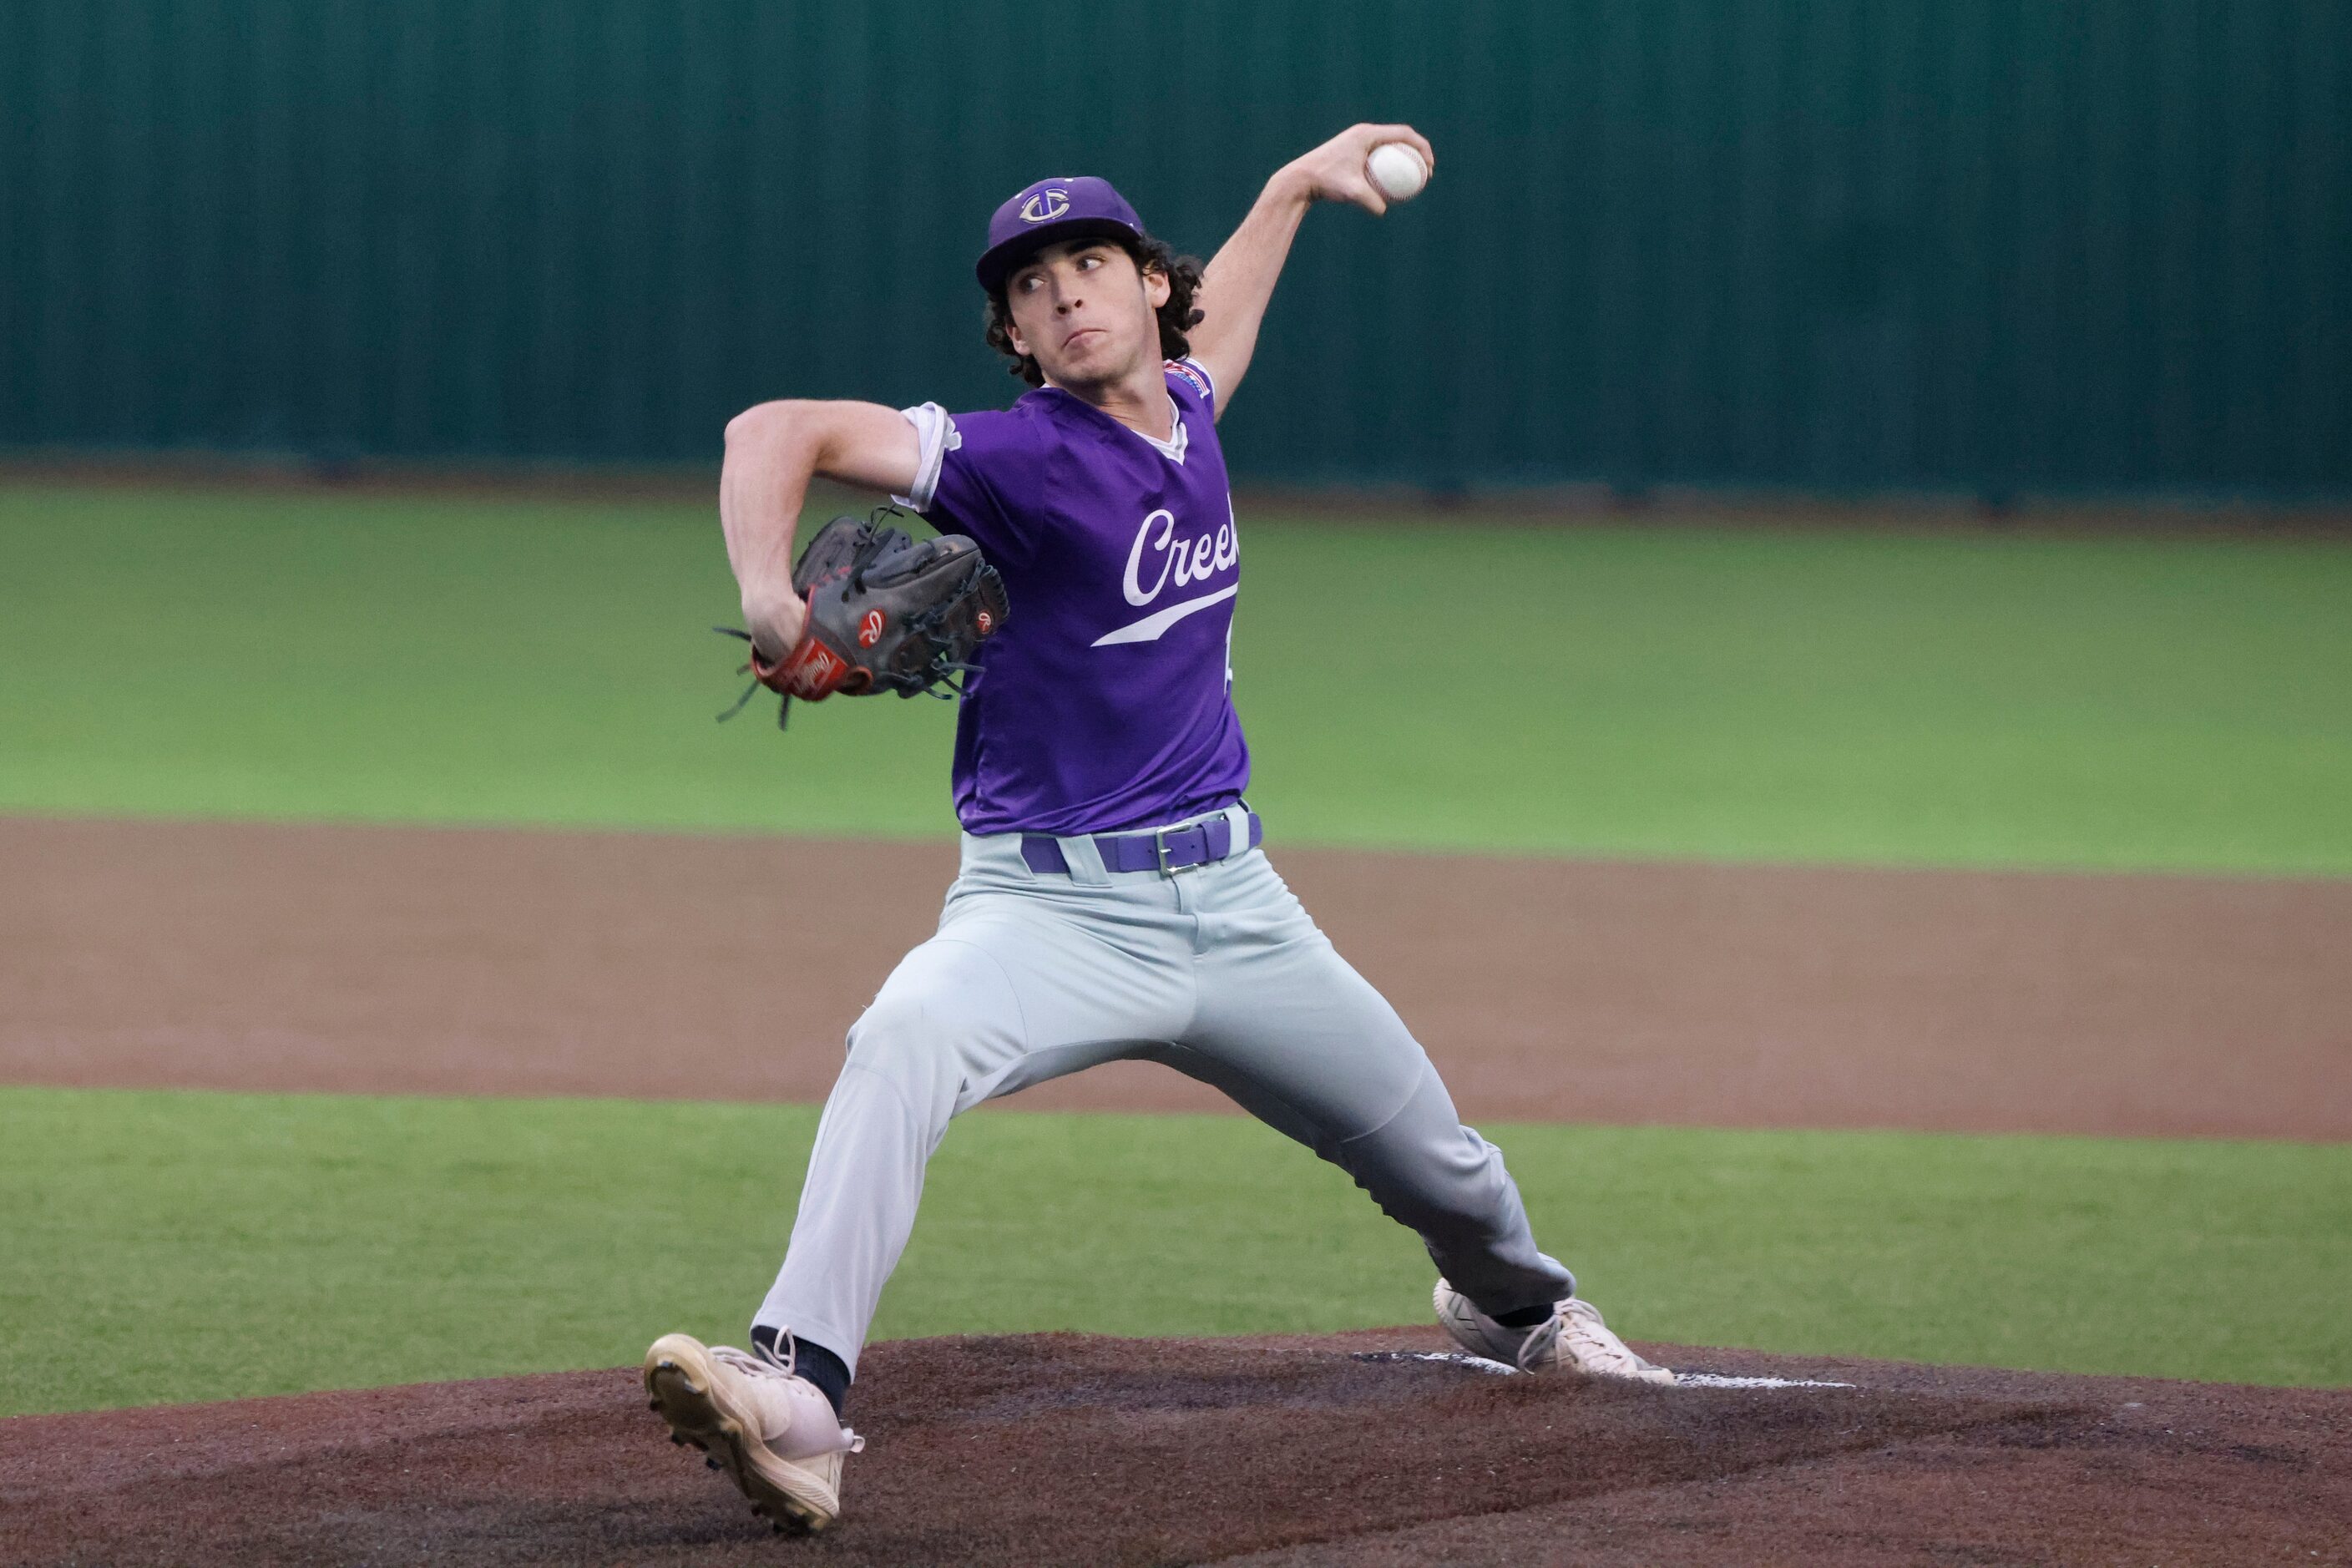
1365, 142, 1430, 204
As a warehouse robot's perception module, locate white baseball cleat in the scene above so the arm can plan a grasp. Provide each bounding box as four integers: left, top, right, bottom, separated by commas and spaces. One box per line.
1433, 1279, 1677, 1385
643, 1332, 865, 1534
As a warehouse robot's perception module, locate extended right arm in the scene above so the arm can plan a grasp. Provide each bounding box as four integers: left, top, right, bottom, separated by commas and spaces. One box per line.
1188, 123, 1434, 417
721, 400, 922, 660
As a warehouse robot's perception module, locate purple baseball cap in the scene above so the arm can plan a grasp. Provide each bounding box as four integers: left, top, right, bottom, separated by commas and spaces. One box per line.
974, 175, 1146, 292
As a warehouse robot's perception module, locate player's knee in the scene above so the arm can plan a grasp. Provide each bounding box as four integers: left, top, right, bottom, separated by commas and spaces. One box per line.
843, 990, 942, 1085
841, 949, 1005, 1110
840, 1006, 963, 1130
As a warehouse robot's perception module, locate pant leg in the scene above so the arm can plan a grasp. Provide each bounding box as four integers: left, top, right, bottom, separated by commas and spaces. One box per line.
1175, 849, 1575, 1318
756, 873, 1190, 1373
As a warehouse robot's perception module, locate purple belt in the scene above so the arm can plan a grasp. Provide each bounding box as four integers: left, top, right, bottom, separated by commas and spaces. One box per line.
1020, 812, 1262, 877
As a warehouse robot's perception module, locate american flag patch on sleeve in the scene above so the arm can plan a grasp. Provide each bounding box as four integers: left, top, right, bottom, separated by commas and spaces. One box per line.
1166, 358, 1215, 405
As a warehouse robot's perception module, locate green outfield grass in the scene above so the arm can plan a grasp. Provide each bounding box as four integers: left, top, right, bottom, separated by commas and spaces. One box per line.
5, 482, 2349, 873
3, 1086, 2344, 1416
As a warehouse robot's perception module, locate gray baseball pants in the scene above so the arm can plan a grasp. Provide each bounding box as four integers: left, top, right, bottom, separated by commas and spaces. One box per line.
755, 807, 1574, 1373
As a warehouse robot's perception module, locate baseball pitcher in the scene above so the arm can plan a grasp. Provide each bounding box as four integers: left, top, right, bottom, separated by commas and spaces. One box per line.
645, 123, 1672, 1536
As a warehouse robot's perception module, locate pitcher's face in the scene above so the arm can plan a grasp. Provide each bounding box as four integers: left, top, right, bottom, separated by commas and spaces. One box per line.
1003, 240, 1171, 391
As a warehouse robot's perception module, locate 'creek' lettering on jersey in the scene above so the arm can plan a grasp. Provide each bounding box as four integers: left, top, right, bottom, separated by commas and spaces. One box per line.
897, 358, 1248, 837
1100, 500, 1242, 646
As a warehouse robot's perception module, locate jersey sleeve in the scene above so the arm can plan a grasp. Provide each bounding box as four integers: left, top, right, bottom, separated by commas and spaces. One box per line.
894, 402, 1035, 561
1166, 357, 1217, 419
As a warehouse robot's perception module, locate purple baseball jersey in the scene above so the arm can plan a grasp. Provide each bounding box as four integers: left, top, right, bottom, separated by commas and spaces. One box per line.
896, 357, 1248, 837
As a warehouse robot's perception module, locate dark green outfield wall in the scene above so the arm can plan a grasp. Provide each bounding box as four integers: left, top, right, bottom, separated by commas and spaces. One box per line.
3, 0, 2347, 493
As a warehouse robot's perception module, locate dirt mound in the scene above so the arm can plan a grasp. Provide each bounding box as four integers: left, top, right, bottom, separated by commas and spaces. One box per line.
4, 1330, 2345, 1566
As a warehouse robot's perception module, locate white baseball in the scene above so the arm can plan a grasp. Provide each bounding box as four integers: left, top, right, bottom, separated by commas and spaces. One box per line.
1365, 142, 1429, 204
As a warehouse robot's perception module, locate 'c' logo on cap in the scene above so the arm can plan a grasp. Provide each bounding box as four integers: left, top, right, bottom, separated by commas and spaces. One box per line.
1020, 188, 1070, 224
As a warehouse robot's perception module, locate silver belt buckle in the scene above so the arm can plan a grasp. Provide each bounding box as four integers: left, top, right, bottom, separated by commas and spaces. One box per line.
1155, 826, 1194, 875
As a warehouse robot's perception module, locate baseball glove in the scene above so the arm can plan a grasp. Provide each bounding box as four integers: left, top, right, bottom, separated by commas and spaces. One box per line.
717, 511, 1009, 730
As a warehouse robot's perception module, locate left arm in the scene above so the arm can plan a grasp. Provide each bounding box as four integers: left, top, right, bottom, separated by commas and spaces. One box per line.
1186, 123, 1435, 417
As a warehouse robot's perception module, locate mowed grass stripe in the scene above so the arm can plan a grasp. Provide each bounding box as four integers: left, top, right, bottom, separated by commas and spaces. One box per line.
4, 483, 2349, 873
2, 1086, 2344, 1416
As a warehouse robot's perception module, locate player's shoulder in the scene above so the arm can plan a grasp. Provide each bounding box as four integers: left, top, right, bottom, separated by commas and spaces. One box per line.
1164, 357, 1216, 413
943, 399, 1047, 459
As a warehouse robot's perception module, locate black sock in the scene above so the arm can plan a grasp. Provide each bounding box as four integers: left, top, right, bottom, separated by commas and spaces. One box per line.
749, 1324, 852, 1419
1493, 1302, 1557, 1329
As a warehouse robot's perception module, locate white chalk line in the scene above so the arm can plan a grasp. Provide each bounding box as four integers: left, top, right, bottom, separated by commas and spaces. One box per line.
1353, 1350, 1855, 1390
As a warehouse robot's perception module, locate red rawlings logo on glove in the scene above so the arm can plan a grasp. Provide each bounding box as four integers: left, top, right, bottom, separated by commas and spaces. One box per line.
753, 635, 856, 701
778, 636, 852, 699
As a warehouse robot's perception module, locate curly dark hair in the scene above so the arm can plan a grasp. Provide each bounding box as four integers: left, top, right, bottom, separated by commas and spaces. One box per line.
984, 235, 1206, 387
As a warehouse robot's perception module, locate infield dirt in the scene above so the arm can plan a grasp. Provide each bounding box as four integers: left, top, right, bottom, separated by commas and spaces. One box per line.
3, 1328, 2345, 1566
6, 815, 2347, 1137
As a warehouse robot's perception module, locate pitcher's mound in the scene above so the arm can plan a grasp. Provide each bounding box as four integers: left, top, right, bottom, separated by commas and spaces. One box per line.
4, 1328, 2346, 1565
